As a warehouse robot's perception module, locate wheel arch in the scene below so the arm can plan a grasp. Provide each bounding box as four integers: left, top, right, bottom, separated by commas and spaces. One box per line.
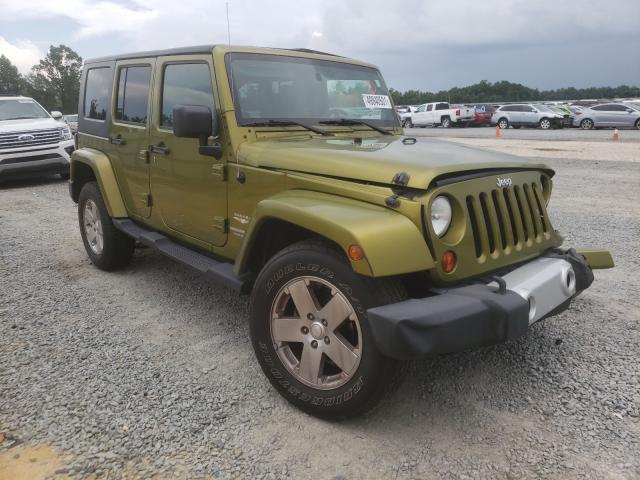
70, 148, 127, 217
235, 190, 435, 278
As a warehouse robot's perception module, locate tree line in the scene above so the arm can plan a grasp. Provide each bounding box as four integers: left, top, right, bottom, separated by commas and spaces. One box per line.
389, 80, 640, 106
0, 45, 82, 113
2, 44, 639, 113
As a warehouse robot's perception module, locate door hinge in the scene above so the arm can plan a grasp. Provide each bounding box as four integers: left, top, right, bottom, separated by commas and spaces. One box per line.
140, 149, 150, 164
213, 216, 228, 233
211, 163, 226, 181
144, 193, 153, 207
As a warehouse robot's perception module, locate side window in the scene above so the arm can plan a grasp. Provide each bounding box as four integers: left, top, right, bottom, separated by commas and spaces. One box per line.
502, 106, 515, 112
524, 105, 535, 112
416, 104, 425, 112
115, 65, 152, 124
435, 103, 448, 110
591, 105, 607, 111
426, 104, 433, 112
161, 63, 214, 128
84, 67, 111, 120
609, 104, 627, 111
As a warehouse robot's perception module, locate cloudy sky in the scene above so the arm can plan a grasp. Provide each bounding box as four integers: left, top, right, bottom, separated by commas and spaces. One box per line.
1, 0, 639, 92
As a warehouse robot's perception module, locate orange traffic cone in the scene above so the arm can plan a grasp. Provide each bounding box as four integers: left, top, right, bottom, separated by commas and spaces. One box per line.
495, 126, 502, 138
612, 129, 620, 141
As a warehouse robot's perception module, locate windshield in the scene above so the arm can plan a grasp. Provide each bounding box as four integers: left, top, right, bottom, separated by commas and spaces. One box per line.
226, 53, 398, 128
0, 98, 50, 121
535, 105, 554, 113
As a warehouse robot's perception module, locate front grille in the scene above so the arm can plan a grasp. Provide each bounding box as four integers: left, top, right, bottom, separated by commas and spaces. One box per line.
0, 128, 62, 150
466, 181, 552, 260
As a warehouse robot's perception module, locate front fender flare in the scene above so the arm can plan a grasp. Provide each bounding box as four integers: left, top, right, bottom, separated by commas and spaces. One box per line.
70, 148, 127, 218
236, 190, 434, 277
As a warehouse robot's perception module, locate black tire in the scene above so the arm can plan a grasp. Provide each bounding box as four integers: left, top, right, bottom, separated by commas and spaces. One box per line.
539, 118, 552, 130
635, 119, 640, 130
249, 239, 407, 420
580, 119, 594, 130
441, 116, 451, 128
403, 118, 413, 128
60, 171, 70, 180
78, 181, 135, 271
498, 118, 509, 129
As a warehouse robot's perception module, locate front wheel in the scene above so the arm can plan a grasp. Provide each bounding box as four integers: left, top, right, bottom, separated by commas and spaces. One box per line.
78, 182, 135, 271
580, 119, 594, 130
249, 240, 407, 420
403, 118, 413, 128
539, 118, 552, 130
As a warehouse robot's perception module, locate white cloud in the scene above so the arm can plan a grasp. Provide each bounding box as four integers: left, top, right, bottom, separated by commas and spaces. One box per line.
0, 37, 43, 74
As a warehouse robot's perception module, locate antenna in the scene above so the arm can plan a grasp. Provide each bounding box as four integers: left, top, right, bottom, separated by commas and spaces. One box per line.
226, 2, 231, 46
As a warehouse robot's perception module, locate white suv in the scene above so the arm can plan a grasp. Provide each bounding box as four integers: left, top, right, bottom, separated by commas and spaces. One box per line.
0, 95, 75, 180
491, 104, 565, 130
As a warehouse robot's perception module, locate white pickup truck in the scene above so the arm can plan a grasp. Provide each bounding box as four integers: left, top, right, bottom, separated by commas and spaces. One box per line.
404, 102, 474, 128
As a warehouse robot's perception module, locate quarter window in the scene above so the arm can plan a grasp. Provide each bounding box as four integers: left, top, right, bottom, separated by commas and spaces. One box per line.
426, 104, 433, 112
84, 67, 111, 120
115, 65, 152, 124
161, 63, 214, 128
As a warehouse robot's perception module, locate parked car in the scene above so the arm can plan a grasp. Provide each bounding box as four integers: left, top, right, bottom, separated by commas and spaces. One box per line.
491, 104, 565, 129
63, 114, 78, 134
404, 102, 475, 128
573, 103, 640, 129
471, 105, 496, 126
396, 105, 417, 126
69, 44, 613, 419
547, 105, 573, 128
0, 95, 74, 181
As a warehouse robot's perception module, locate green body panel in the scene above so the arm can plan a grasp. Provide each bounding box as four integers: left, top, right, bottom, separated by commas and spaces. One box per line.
71, 148, 128, 218
576, 249, 615, 269
71, 44, 613, 285
235, 190, 434, 277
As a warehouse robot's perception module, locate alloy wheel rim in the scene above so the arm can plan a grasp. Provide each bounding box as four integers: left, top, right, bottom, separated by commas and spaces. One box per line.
499, 120, 507, 128
541, 119, 551, 129
83, 200, 104, 255
269, 276, 362, 390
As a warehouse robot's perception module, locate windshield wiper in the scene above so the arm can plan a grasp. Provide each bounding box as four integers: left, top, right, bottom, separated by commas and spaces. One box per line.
319, 119, 393, 135
241, 120, 333, 136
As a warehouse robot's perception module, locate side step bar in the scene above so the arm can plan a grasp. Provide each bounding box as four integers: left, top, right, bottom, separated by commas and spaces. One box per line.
113, 219, 253, 293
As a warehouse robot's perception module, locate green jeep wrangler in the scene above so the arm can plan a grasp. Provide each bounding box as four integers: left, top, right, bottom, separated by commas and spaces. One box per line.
69, 45, 613, 419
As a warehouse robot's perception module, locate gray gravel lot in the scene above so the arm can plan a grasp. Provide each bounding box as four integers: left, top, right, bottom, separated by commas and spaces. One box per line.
405, 126, 640, 142
1, 143, 639, 479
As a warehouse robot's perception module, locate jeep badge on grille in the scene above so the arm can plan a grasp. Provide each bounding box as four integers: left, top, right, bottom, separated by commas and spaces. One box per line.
496, 177, 513, 187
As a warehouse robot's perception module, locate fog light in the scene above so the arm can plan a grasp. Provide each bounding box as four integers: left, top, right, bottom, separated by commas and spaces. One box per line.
441, 250, 456, 273
348, 245, 364, 262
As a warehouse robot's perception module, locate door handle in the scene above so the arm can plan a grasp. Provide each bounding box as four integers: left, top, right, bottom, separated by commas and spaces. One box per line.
148, 144, 170, 155
109, 136, 126, 145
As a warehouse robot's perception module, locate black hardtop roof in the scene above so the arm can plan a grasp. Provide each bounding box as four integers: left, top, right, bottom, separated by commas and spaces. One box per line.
84, 45, 342, 65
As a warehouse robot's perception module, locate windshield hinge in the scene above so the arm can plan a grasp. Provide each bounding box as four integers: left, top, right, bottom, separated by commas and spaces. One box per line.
211, 163, 226, 181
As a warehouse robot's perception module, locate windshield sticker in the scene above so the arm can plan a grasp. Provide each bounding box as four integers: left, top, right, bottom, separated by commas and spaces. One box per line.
362, 94, 392, 109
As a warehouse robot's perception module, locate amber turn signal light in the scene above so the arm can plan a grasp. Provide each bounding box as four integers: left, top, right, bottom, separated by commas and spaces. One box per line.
348, 245, 365, 261
441, 250, 457, 273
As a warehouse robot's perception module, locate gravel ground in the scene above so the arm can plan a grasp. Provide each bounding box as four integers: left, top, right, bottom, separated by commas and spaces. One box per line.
1, 141, 639, 479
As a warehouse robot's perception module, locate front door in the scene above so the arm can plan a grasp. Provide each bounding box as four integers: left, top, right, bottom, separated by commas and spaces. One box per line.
148, 56, 227, 247
110, 58, 155, 218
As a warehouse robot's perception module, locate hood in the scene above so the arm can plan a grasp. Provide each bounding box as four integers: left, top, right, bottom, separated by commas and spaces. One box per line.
0, 117, 63, 134
238, 135, 551, 189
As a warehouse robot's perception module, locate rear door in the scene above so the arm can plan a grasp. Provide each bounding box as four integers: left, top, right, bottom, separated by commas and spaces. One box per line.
148, 55, 227, 247
110, 59, 155, 218
520, 105, 537, 126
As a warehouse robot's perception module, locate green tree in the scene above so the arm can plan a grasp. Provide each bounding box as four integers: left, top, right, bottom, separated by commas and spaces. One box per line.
0, 54, 25, 95
27, 45, 82, 112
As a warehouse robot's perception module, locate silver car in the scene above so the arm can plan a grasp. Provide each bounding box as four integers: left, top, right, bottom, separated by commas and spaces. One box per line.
491, 104, 565, 129
573, 103, 640, 129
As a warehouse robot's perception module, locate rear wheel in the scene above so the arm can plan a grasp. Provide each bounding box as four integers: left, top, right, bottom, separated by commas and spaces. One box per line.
635, 119, 640, 130
78, 182, 135, 271
441, 116, 451, 128
498, 118, 509, 129
580, 119, 594, 130
249, 239, 407, 420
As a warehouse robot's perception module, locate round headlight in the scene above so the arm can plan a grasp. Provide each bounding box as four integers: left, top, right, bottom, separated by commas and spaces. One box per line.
430, 195, 452, 237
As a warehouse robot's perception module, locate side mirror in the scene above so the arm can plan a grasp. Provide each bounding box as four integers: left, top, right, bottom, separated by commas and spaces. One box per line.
173, 105, 221, 159
51, 111, 63, 120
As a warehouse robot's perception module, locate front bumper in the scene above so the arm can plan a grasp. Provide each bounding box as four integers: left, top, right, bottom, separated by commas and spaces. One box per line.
368, 249, 610, 360
0, 140, 74, 178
